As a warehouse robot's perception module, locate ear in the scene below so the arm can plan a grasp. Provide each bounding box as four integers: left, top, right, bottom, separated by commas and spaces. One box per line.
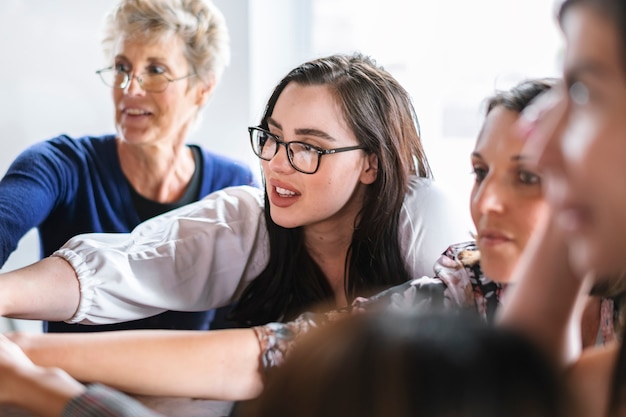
360, 152, 378, 185
194, 73, 217, 107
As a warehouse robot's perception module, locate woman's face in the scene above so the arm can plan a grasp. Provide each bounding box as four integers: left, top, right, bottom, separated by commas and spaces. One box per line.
471, 106, 548, 282
111, 34, 210, 148
262, 82, 377, 232
529, 5, 626, 277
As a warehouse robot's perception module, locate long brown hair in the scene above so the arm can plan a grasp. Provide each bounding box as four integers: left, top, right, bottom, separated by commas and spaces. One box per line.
230, 53, 431, 325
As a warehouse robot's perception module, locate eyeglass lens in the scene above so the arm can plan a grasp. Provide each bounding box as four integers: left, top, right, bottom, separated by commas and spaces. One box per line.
252, 129, 319, 173
100, 69, 170, 92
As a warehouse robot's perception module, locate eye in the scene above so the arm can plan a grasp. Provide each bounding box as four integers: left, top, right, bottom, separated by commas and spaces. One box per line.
471, 165, 487, 183
301, 143, 317, 152
114, 62, 131, 73
257, 131, 269, 146
518, 169, 541, 185
146, 65, 166, 75
569, 81, 589, 106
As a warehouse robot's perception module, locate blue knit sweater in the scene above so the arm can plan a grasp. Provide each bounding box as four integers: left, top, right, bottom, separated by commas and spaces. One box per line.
0, 134, 257, 332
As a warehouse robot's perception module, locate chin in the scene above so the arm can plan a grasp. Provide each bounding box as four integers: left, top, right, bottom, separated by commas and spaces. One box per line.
268, 210, 299, 230
480, 260, 513, 284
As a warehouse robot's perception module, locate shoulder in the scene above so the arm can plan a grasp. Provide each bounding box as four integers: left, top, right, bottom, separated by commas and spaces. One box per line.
9, 135, 116, 173
403, 176, 443, 205
193, 145, 257, 187
443, 241, 480, 267
398, 177, 473, 278
42, 134, 115, 151
22, 134, 116, 160
192, 185, 264, 218
432, 241, 478, 307
400, 176, 470, 239
566, 342, 619, 417
194, 145, 252, 172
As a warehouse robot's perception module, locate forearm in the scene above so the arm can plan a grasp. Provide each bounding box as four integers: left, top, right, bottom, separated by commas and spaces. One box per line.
497, 215, 590, 366
0, 256, 79, 321
12, 328, 265, 401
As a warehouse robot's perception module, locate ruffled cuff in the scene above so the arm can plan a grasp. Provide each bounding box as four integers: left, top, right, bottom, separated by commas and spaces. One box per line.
52, 248, 103, 324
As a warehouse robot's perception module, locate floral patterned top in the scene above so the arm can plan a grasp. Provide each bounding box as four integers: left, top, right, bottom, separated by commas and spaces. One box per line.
253, 241, 616, 369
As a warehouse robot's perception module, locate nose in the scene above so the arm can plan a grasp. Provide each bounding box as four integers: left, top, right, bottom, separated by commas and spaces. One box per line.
266, 142, 295, 174
124, 74, 145, 95
473, 177, 506, 216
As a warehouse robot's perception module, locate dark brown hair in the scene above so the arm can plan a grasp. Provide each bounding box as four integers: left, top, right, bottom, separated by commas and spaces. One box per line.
231, 53, 431, 325
236, 311, 566, 417
484, 78, 558, 115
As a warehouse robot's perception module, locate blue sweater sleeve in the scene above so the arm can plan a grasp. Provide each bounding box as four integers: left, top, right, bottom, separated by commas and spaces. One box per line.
0, 138, 79, 265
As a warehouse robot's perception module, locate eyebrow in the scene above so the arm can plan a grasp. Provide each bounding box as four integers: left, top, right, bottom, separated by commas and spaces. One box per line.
471, 153, 530, 162
113, 55, 170, 65
511, 155, 530, 162
564, 60, 611, 86
267, 117, 337, 142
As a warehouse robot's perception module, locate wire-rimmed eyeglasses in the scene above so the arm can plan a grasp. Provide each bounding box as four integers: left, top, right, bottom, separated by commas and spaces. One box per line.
95, 67, 196, 93
248, 126, 368, 174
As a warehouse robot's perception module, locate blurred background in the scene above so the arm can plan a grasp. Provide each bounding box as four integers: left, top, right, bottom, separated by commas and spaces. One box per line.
0, 0, 562, 330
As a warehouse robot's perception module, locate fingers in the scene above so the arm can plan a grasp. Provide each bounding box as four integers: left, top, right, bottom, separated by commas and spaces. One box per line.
517, 84, 570, 167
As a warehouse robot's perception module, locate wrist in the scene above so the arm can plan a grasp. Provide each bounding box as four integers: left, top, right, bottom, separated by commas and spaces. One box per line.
10, 366, 85, 417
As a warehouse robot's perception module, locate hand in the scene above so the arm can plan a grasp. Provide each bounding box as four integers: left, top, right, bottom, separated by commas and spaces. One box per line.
517, 83, 569, 165
0, 333, 85, 416
0, 333, 39, 403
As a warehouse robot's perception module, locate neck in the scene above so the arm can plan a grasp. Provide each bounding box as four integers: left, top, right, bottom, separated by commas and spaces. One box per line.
304, 219, 356, 308
117, 139, 195, 203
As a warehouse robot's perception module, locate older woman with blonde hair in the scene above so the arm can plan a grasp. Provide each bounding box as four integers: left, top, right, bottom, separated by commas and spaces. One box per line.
0, 0, 256, 333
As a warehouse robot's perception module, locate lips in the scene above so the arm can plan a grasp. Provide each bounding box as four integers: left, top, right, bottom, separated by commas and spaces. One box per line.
477, 229, 513, 247
123, 107, 152, 116
268, 180, 301, 208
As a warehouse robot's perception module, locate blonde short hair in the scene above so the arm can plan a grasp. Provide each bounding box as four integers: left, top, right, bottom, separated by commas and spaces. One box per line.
101, 0, 230, 84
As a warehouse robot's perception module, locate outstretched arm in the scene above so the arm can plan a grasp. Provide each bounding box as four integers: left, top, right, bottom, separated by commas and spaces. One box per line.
10, 327, 265, 401
0, 186, 267, 325
0, 256, 80, 321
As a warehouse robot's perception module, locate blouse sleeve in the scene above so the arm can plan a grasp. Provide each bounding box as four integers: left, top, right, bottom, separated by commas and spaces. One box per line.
399, 177, 473, 279
54, 186, 270, 325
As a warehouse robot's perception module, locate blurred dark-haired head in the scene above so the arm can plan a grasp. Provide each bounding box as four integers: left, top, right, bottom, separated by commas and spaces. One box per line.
236, 310, 567, 417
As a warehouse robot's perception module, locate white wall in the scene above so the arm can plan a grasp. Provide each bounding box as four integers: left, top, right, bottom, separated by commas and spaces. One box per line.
311, 0, 564, 235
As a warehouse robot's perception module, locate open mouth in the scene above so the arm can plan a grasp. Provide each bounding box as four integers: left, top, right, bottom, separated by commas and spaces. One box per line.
124, 108, 152, 116
275, 186, 297, 197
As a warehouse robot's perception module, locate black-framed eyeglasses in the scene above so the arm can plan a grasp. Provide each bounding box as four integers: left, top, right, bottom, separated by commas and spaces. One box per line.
95, 67, 196, 93
248, 126, 368, 174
